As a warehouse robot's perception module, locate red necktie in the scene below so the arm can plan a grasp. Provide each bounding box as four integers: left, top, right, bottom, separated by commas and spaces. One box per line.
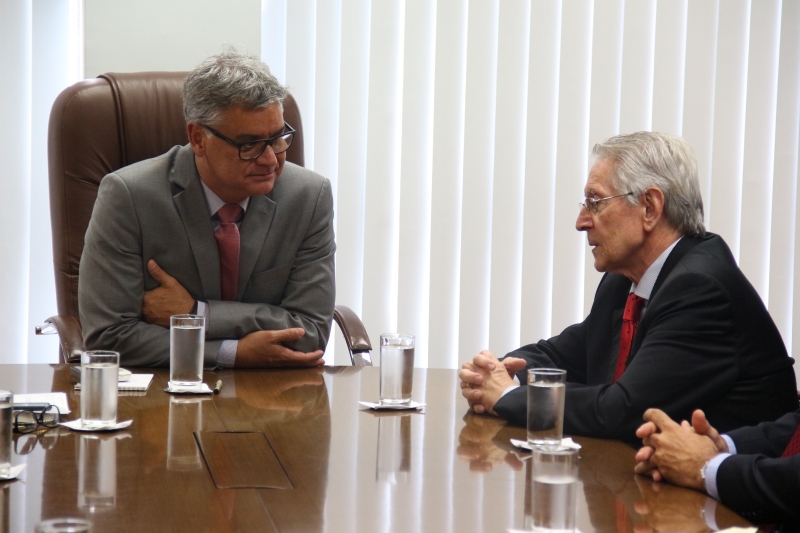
614, 293, 646, 382
214, 204, 243, 301
781, 425, 800, 457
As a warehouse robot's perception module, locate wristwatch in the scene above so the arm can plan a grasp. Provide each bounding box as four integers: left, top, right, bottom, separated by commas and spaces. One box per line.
700, 459, 711, 485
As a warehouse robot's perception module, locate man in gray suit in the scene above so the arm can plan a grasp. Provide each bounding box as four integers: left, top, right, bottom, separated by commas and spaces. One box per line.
79, 50, 334, 368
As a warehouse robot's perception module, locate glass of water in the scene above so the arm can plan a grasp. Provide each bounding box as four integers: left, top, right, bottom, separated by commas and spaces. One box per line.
379, 334, 415, 405
527, 368, 567, 448
81, 351, 119, 429
531, 447, 579, 532
169, 314, 205, 391
0, 390, 11, 478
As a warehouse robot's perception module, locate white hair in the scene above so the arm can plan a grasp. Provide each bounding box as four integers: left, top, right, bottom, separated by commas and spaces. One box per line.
592, 131, 705, 236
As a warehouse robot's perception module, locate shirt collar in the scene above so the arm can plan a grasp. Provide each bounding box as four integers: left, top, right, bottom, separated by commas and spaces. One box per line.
201, 181, 250, 217
631, 237, 682, 300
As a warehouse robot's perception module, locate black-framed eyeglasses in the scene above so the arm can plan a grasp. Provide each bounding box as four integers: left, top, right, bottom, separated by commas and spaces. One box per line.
203, 122, 295, 160
578, 192, 634, 215
13, 404, 60, 434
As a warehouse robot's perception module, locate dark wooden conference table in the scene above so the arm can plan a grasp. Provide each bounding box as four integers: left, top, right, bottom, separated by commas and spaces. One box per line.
0, 364, 752, 532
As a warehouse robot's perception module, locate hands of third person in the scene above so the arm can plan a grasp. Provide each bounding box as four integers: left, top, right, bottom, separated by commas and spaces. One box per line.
634, 408, 727, 491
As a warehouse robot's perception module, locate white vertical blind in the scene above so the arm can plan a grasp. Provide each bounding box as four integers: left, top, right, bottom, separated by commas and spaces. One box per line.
0, 0, 84, 366
269, 0, 800, 380
333, 0, 371, 365
457, 0, 499, 361
708, 0, 751, 257
518, 0, 561, 347
361, 0, 405, 348
427, 0, 468, 369
487, 0, 531, 359
397, 0, 437, 367
773, 0, 800, 354
0, 0, 33, 364
584, 0, 624, 315
651, 0, 688, 135
550, 0, 593, 336
619, 0, 656, 133
739, 0, 781, 303
682, 0, 719, 229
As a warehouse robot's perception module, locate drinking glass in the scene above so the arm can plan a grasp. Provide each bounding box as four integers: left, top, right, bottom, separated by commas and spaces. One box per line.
169, 314, 205, 391
81, 351, 119, 429
379, 334, 415, 405
527, 368, 567, 448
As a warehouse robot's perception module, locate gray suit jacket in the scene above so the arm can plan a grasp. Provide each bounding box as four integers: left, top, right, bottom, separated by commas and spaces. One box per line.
79, 144, 335, 367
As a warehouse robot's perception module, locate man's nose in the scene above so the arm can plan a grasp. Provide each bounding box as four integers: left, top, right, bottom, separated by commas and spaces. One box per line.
256, 144, 278, 166
576, 207, 592, 231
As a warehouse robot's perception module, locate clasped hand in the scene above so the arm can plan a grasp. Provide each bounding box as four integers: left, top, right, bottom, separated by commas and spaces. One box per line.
634, 408, 728, 491
458, 351, 527, 416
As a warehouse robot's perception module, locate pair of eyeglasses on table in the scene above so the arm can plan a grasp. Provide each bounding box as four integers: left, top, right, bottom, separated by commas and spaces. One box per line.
12, 404, 61, 434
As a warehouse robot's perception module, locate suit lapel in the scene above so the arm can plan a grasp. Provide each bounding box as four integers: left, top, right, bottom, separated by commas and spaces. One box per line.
170, 147, 221, 300
629, 233, 707, 356
237, 193, 276, 300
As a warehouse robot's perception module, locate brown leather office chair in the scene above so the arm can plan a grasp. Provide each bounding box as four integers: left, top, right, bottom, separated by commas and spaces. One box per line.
39, 72, 372, 366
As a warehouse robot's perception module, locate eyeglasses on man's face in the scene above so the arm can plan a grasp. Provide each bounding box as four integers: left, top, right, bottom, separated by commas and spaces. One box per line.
578, 192, 634, 215
203, 122, 295, 161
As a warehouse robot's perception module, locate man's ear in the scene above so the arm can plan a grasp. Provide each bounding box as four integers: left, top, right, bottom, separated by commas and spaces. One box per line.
187, 122, 207, 157
641, 187, 666, 232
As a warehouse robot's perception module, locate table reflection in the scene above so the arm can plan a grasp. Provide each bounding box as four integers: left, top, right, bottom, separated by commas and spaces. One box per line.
376, 414, 411, 483
78, 433, 129, 513
457, 413, 524, 472
167, 397, 208, 471
0, 483, 8, 533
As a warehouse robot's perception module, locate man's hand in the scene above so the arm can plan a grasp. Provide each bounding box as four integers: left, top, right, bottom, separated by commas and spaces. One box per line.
142, 260, 195, 327
633, 408, 720, 491
459, 351, 524, 415
635, 408, 728, 482
235, 328, 325, 368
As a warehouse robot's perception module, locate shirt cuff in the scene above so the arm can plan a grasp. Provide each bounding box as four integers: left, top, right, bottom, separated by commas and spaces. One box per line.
196, 300, 208, 318
721, 434, 737, 454
501, 384, 520, 398
703, 453, 732, 501
216, 340, 238, 368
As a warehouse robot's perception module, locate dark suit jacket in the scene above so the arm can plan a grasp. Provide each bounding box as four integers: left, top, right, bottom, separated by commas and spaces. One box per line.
716, 409, 800, 523
79, 144, 336, 366
494, 233, 798, 443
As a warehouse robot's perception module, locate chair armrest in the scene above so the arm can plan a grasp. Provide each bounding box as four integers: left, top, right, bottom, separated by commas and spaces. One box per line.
40, 315, 85, 364
333, 305, 372, 366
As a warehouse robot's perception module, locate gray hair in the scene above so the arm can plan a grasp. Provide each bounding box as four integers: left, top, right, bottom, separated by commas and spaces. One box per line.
183, 49, 288, 126
592, 131, 705, 237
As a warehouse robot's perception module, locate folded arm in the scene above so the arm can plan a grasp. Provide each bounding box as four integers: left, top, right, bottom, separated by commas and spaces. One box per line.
203, 178, 336, 353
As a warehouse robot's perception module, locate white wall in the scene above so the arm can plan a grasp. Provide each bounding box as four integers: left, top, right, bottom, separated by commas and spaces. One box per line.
83, 0, 261, 76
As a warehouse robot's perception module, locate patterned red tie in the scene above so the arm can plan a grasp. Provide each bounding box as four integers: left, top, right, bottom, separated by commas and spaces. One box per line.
781, 425, 800, 457
214, 203, 243, 301
614, 293, 646, 382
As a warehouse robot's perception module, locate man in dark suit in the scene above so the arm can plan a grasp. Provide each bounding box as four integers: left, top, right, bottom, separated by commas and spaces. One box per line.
79, 50, 334, 367
634, 408, 800, 524
459, 132, 797, 443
